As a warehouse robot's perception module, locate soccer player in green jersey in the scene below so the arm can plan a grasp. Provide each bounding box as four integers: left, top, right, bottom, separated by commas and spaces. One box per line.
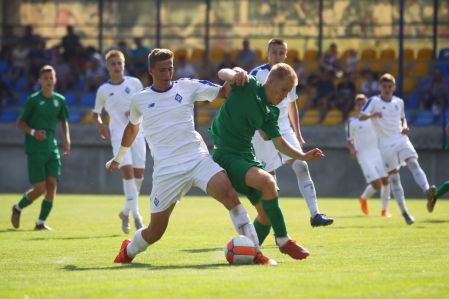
210, 63, 324, 260
11, 65, 71, 231
427, 124, 449, 212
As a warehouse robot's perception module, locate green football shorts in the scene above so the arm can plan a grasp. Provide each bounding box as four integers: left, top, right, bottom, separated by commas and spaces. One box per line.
27, 151, 61, 184
212, 148, 263, 205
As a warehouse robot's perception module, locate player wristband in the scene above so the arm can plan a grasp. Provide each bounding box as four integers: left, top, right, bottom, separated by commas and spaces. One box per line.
30, 129, 36, 136
113, 146, 130, 164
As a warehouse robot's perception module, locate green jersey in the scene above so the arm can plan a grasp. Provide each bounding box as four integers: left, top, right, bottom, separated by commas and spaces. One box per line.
19, 91, 69, 154
209, 76, 281, 154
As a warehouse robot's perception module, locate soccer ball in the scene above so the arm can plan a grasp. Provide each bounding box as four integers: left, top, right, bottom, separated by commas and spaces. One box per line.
224, 235, 256, 265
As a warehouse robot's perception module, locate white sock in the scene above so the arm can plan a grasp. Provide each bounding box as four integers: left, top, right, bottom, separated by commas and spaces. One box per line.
126, 228, 149, 258
36, 219, 44, 225
361, 184, 376, 199
406, 158, 429, 193
389, 173, 408, 213
229, 204, 260, 251
380, 184, 390, 210
123, 179, 140, 218
135, 177, 144, 193
291, 160, 319, 216
275, 236, 290, 247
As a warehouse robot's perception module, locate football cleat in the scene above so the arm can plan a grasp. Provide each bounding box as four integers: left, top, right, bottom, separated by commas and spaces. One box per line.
114, 239, 133, 263
402, 212, 415, 225
253, 251, 277, 265
381, 209, 392, 218
310, 213, 334, 227
118, 211, 131, 234
11, 205, 21, 229
426, 185, 437, 213
134, 216, 144, 230
279, 240, 310, 260
359, 197, 369, 215
34, 222, 53, 231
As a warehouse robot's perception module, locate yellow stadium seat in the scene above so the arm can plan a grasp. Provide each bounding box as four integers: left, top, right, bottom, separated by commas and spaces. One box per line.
297, 94, 310, 109
255, 48, 264, 61
321, 109, 343, 125
417, 48, 433, 61
360, 49, 377, 61
348, 109, 359, 118
403, 48, 414, 61
81, 110, 94, 124
303, 49, 319, 62
196, 108, 211, 125
230, 48, 239, 62
402, 78, 416, 93
367, 61, 388, 74
340, 49, 355, 62
300, 109, 320, 125
388, 63, 408, 78
210, 48, 226, 62
355, 78, 363, 92
379, 49, 396, 60
286, 49, 299, 65
208, 97, 224, 109
174, 48, 189, 59
191, 48, 205, 62
408, 62, 430, 77
303, 62, 319, 74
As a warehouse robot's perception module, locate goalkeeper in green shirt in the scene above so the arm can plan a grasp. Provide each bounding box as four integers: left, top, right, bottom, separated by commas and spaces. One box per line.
210, 63, 324, 260
11, 65, 71, 230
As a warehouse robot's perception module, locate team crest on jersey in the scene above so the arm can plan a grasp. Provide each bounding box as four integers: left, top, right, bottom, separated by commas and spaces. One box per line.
148, 103, 155, 108
153, 197, 159, 207
125, 87, 131, 94
175, 93, 183, 103
394, 105, 399, 111
109, 92, 114, 96
53, 99, 59, 107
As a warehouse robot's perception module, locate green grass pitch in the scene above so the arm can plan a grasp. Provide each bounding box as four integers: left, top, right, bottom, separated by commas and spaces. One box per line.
1, 194, 448, 299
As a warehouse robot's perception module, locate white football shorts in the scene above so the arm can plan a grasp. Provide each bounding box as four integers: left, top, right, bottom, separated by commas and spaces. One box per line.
150, 155, 223, 213
379, 136, 418, 172
357, 150, 388, 183
111, 136, 146, 169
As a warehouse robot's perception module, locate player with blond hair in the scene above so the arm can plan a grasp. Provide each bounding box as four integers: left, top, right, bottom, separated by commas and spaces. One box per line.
93, 50, 146, 233
360, 73, 436, 224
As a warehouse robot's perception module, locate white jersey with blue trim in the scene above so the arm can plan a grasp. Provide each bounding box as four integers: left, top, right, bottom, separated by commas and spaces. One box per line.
360, 95, 406, 143
93, 76, 143, 140
346, 116, 379, 160
129, 78, 220, 174
250, 64, 298, 133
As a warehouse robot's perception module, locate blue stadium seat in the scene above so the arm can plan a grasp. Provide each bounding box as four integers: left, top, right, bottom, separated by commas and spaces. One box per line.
0, 107, 19, 122
438, 48, 449, 61
413, 111, 435, 126
18, 92, 29, 106
405, 93, 420, 110
13, 76, 28, 92
68, 108, 84, 123
64, 91, 78, 106
0, 60, 9, 73
405, 110, 413, 123
80, 92, 96, 107
438, 111, 449, 125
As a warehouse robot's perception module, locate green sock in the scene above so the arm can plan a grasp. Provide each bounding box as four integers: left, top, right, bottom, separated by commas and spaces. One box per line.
18, 194, 33, 209
261, 198, 287, 238
38, 199, 53, 221
253, 218, 271, 245
437, 181, 449, 198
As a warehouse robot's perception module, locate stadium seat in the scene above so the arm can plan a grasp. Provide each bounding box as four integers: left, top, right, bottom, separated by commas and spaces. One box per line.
190, 48, 205, 62
64, 91, 78, 106
379, 49, 396, 60
402, 78, 417, 94
81, 110, 94, 124
300, 109, 320, 125
348, 109, 359, 118
174, 48, 189, 59
438, 48, 449, 61
403, 48, 415, 61
303, 62, 319, 74
208, 97, 224, 109
413, 110, 435, 125
13, 76, 28, 92
438, 111, 449, 125
18, 92, 29, 105
355, 78, 363, 92
340, 49, 355, 62
68, 108, 83, 123
360, 49, 377, 61
0, 107, 18, 122
303, 49, 319, 62
367, 61, 388, 74
405, 110, 413, 123
321, 109, 343, 125
80, 92, 96, 107
417, 48, 433, 61
286, 49, 299, 65
210, 48, 226, 63
0, 60, 9, 73
297, 94, 311, 109
196, 108, 210, 125
405, 92, 420, 110
408, 62, 429, 77
255, 48, 264, 62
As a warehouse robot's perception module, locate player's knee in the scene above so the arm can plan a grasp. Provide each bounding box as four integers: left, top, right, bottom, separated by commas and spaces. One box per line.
371, 180, 382, 191
259, 176, 278, 198
292, 160, 308, 176
389, 172, 400, 185
33, 183, 46, 195
406, 158, 419, 172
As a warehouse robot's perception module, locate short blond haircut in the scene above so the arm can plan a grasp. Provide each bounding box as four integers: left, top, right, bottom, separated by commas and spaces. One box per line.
354, 93, 368, 103
379, 73, 396, 85
105, 50, 125, 62
39, 65, 55, 77
268, 62, 298, 86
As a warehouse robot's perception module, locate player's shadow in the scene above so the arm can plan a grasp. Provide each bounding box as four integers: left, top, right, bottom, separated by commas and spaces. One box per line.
422, 219, 449, 224
0, 228, 22, 233
181, 247, 222, 253
63, 262, 228, 272
28, 234, 121, 241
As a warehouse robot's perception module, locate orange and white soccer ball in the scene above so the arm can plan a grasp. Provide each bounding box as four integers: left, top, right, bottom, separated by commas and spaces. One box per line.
224, 235, 256, 265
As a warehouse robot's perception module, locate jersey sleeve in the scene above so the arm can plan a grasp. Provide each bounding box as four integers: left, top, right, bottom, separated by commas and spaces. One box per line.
132, 77, 144, 94
286, 85, 298, 102
260, 107, 281, 140
128, 96, 142, 125
190, 79, 221, 103
18, 95, 34, 122
58, 97, 69, 122
399, 99, 405, 118
360, 97, 375, 116
92, 87, 106, 113
345, 118, 354, 141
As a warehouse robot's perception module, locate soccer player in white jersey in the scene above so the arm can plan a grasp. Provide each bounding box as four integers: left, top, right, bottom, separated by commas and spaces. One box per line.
250, 38, 333, 230
360, 73, 436, 225
93, 50, 146, 233
346, 94, 391, 217
108, 48, 275, 265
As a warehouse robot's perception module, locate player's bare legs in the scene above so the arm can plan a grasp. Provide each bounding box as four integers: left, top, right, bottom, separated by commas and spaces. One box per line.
246, 167, 310, 260
206, 171, 276, 265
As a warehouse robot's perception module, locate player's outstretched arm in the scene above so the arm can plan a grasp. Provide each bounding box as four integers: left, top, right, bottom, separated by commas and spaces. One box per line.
272, 136, 324, 161
217, 67, 248, 86
288, 101, 305, 147
105, 122, 140, 172
61, 121, 71, 155
359, 111, 382, 121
